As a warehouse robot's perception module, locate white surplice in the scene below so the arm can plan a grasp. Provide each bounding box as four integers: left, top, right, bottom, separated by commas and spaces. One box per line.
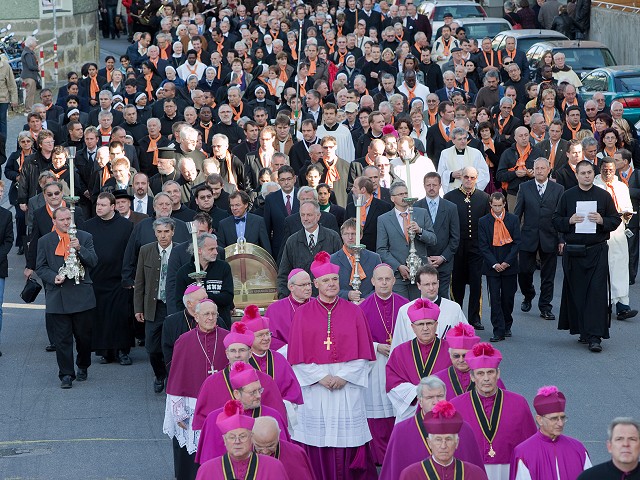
391, 154, 436, 198
163, 395, 200, 454
364, 346, 394, 419
437, 145, 490, 193
317, 124, 355, 163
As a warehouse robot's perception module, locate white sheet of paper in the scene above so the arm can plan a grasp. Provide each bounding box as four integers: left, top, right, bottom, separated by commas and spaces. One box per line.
576, 201, 597, 234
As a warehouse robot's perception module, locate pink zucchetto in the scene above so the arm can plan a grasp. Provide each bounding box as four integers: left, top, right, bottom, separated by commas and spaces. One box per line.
465, 343, 502, 370
216, 400, 255, 434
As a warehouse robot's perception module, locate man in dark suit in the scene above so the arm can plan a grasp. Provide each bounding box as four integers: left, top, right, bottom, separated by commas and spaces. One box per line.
288, 120, 320, 175
361, 165, 392, 205
277, 200, 343, 298
114, 189, 148, 226
478, 192, 521, 342
415, 172, 460, 299
0, 182, 13, 357
538, 120, 569, 176
406, 5, 432, 43
514, 158, 564, 320
87, 91, 124, 127
376, 181, 438, 300
425, 101, 456, 169
216, 191, 271, 254
359, 0, 382, 30
345, 176, 392, 253
435, 72, 468, 102
616, 149, 640, 284
134, 217, 176, 394
263, 166, 299, 259
348, 139, 386, 192
35, 207, 98, 388
330, 218, 382, 302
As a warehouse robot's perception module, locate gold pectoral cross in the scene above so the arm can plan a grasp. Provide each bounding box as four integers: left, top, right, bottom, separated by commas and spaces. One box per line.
324, 335, 333, 350
488, 445, 496, 457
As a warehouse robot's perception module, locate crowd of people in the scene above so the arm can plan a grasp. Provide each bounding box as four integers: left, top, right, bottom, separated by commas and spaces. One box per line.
0, 0, 639, 478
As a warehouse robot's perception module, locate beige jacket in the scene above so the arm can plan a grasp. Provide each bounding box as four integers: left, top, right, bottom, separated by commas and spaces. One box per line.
0, 56, 18, 104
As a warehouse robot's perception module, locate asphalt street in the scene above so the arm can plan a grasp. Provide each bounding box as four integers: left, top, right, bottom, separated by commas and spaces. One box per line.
0, 37, 638, 480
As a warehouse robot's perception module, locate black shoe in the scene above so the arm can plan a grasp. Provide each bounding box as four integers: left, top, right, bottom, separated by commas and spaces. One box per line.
99, 356, 114, 364
60, 375, 73, 389
540, 311, 556, 321
45, 344, 56, 352
589, 342, 603, 352
578, 337, 588, 344
119, 354, 132, 366
17, 245, 24, 255
630, 279, 636, 285
0, 350, 3, 357
471, 322, 485, 330
504, 330, 512, 337
521, 300, 532, 312
153, 377, 165, 393
617, 309, 638, 320
489, 336, 505, 342
76, 368, 88, 381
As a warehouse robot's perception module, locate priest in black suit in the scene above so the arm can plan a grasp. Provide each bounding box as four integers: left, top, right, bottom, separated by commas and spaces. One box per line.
345, 176, 392, 253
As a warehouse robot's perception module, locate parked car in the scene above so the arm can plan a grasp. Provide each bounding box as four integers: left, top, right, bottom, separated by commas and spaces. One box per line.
417, 0, 486, 41
458, 17, 512, 42
525, 40, 617, 79
492, 29, 568, 54
580, 66, 640, 124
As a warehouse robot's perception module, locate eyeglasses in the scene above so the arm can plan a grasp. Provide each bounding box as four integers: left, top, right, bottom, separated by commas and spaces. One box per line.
543, 415, 568, 424
451, 353, 466, 359
585, 107, 596, 111
242, 387, 265, 397
292, 282, 312, 287
503, 61, 512, 65
225, 432, 251, 443
430, 436, 457, 446
255, 331, 272, 340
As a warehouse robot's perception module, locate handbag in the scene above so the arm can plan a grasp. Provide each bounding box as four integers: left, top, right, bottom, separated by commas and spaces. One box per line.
20, 277, 42, 303
564, 244, 586, 257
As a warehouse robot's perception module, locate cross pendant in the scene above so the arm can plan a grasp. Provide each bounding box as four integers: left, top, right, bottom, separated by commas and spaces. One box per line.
324, 335, 333, 350
464, 197, 470, 203
208, 367, 215, 375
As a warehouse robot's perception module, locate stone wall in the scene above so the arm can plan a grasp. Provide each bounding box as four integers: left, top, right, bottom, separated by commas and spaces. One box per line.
1, 0, 99, 85
590, 6, 640, 65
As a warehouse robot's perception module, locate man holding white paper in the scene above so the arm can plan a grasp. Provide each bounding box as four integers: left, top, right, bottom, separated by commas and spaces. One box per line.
553, 160, 622, 352
593, 158, 638, 321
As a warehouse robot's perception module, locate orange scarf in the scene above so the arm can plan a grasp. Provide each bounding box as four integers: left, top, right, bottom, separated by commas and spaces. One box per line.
439, 121, 451, 142
160, 48, 168, 60
18, 149, 31, 171
482, 138, 495, 167
561, 98, 578, 111
308, 60, 317, 77
428, 110, 438, 126
503, 144, 531, 190
145, 73, 154, 100
186, 63, 199, 76
215, 41, 224, 55
491, 210, 513, 246
147, 134, 161, 165
566, 122, 581, 139
442, 37, 452, 56
482, 50, 496, 68
289, 44, 298, 61
262, 78, 277, 97
54, 226, 71, 259
549, 140, 557, 168
497, 114, 511, 134
225, 152, 237, 186
342, 245, 366, 283
530, 131, 544, 143
323, 159, 340, 187
106, 68, 112, 83
199, 122, 212, 144
542, 107, 556, 126
230, 103, 243, 122
337, 51, 347, 66
46, 200, 66, 220
620, 166, 633, 187
414, 43, 422, 55
90, 76, 100, 99
395, 33, 404, 43
365, 154, 376, 166
586, 118, 596, 132
326, 41, 335, 55
605, 182, 620, 211
101, 166, 112, 186
604, 146, 617, 158
405, 82, 417, 102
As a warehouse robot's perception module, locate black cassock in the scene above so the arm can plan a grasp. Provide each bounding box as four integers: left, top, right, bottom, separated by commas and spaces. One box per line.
83, 212, 135, 352
552, 185, 621, 340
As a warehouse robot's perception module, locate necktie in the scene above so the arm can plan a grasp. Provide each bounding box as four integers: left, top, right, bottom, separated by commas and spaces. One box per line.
159, 249, 168, 302
136, 199, 143, 213
285, 195, 292, 215
308, 233, 315, 251
445, 125, 450, 136
429, 200, 437, 223
89, 151, 95, 163
538, 184, 544, 197
401, 212, 409, 243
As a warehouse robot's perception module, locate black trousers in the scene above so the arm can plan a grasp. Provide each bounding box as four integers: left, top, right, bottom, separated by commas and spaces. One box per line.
451, 240, 483, 325
145, 301, 167, 380
172, 437, 199, 480
628, 227, 639, 282
50, 309, 93, 380
486, 274, 518, 338
438, 268, 452, 300
518, 248, 558, 313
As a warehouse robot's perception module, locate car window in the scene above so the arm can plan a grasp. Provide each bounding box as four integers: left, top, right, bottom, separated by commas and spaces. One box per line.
582, 72, 608, 92
527, 46, 541, 69
559, 48, 617, 71
615, 75, 640, 93
433, 4, 485, 20
491, 34, 504, 51
465, 22, 511, 39
517, 37, 563, 53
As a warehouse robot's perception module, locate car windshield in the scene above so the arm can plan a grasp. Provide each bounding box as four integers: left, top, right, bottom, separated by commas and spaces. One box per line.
615, 75, 640, 93
433, 4, 485, 20
516, 37, 562, 52
559, 48, 617, 71
466, 22, 510, 39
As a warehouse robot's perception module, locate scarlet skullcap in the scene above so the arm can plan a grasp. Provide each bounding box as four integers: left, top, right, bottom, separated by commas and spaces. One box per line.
424, 400, 464, 434
229, 361, 259, 390
216, 400, 255, 434
310, 251, 340, 279
465, 343, 502, 370
407, 298, 441, 323
446, 322, 481, 350
223, 321, 255, 348
533, 386, 567, 415
242, 305, 270, 332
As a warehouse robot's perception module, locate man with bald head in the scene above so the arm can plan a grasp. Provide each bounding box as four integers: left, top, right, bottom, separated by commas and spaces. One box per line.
496, 126, 543, 212
358, 264, 409, 465
252, 416, 315, 480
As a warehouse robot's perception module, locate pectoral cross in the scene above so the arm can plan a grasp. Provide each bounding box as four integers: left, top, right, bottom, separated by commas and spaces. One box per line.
208, 367, 216, 375
324, 335, 333, 350
488, 445, 496, 458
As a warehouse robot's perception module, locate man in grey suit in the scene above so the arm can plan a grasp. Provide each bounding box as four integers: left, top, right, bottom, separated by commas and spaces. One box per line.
514, 158, 564, 320
415, 172, 460, 299
330, 218, 382, 302
376, 181, 438, 300
35, 207, 98, 389
278, 200, 342, 298
134, 217, 176, 394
